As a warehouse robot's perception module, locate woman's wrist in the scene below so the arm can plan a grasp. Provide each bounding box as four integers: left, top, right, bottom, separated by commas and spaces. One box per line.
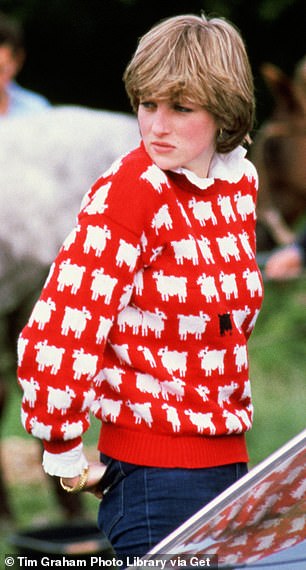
60, 466, 89, 493
59, 462, 108, 498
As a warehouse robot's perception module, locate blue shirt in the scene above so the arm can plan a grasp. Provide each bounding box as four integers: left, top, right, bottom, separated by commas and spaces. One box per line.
5, 82, 50, 117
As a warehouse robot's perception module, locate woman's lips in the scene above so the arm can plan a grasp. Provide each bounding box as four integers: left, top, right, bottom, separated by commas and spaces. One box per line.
151, 141, 175, 153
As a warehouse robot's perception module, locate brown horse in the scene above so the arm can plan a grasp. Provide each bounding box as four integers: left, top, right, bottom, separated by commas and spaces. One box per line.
251, 56, 306, 251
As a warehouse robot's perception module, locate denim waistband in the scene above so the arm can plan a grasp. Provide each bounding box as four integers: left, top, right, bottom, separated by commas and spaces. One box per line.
98, 453, 139, 495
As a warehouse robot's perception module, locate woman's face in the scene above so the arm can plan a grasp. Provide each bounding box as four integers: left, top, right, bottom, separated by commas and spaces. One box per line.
138, 98, 218, 177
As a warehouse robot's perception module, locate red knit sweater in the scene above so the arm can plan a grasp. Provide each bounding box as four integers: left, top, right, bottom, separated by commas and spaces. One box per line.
18, 142, 263, 468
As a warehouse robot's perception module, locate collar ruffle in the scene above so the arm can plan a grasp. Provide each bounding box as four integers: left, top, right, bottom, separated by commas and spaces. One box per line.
173, 146, 256, 190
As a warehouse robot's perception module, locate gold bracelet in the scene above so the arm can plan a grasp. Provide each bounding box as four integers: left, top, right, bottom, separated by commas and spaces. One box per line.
60, 466, 89, 494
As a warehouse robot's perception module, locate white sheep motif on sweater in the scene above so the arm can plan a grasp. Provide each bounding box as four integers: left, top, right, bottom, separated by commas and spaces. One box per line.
57, 260, 86, 294
198, 347, 226, 376
109, 343, 132, 365
153, 271, 187, 302
171, 235, 199, 265
218, 381, 239, 407
61, 306, 92, 338
96, 315, 113, 344
188, 197, 217, 226
19, 378, 40, 408
140, 164, 170, 193
184, 409, 216, 434
197, 236, 215, 264
217, 194, 237, 223
141, 308, 167, 338
158, 347, 188, 377
84, 225, 111, 257
28, 298, 56, 330
47, 386, 76, 415
72, 348, 98, 380
151, 204, 173, 234
217, 233, 240, 262
197, 274, 220, 302
160, 377, 186, 402
177, 312, 211, 340
126, 400, 153, 427
136, 372, 162, 399
137, 346, 157, 368
61, 420, 84, 440
17, 337, 29, 366
35, 341, 65, 374
90, 268, 118, 303
98, 396, 122, 423
234, 191, 256, 221
116, 240, 141, 272
162, 404, 181, 432
84, 182, 111, 215
30, 417, 52, 440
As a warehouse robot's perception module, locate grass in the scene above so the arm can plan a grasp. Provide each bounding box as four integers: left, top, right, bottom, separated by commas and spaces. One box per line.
246, 276, 306, 463
0, 276, 305, 556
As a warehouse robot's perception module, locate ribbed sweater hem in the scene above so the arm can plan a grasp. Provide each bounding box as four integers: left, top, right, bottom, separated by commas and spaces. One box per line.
98, 424, 249, 468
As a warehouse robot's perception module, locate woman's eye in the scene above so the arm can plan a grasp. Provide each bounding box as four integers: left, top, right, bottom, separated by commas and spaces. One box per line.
140, 101, 155, 110
174, 104, 193, 113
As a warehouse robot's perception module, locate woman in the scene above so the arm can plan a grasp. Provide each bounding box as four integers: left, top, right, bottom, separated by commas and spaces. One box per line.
18, 13, 263, 560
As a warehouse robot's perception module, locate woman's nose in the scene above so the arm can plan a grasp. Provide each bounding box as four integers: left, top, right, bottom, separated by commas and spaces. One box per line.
152, 108, 171, 134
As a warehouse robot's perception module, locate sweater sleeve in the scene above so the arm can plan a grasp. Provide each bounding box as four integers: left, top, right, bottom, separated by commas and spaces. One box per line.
17, 150, 161, 458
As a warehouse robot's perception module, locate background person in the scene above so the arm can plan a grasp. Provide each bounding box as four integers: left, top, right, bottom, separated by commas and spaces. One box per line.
265, 228, 306, 279
0, 11, 49, 117
17, 13, 263, 561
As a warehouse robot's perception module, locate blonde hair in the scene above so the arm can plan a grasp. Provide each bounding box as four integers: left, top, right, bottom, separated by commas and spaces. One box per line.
124, 13, 255, 153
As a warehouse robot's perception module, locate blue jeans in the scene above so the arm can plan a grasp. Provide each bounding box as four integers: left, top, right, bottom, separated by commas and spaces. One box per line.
97, 454, 247, 562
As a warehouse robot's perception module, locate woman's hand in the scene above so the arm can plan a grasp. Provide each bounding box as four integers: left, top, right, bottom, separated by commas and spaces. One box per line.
85, 461, 108, 498
60, 461, 108, 499
265, 245, 303, 280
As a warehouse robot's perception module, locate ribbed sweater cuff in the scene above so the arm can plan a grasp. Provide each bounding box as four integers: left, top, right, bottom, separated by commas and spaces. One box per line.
43, 436, 82, 454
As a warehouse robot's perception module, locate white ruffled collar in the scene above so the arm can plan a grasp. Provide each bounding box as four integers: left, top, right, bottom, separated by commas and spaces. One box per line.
173, 145, 249, 190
